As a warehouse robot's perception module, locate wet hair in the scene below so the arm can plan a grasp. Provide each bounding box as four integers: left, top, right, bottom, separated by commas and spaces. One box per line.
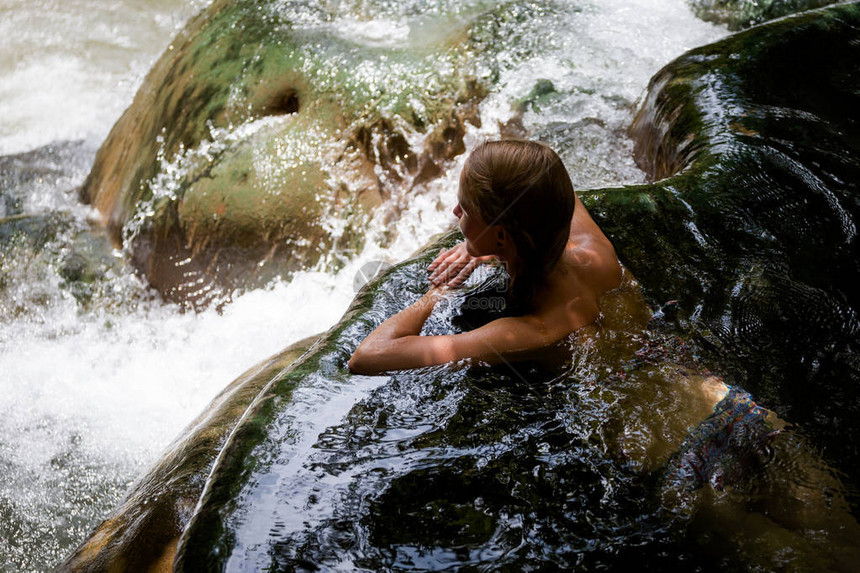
460, 139, 575, 312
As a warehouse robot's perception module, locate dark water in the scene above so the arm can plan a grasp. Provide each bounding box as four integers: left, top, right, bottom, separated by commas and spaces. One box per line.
601, 1, 860, 504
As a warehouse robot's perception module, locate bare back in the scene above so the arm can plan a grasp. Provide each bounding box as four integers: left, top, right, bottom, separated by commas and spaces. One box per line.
529, 193, 623, 333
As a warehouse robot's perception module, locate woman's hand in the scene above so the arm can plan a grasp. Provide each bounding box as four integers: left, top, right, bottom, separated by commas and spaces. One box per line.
427, 242, 495, 287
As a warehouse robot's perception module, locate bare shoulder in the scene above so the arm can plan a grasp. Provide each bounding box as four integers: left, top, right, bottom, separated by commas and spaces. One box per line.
540, 197, 624, 331
565, 235, 622, 295
568, 195, 623, 291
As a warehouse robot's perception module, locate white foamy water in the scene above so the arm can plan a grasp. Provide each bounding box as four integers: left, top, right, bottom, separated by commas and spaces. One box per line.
0, 0, 725, 569
0, 0, 211, 155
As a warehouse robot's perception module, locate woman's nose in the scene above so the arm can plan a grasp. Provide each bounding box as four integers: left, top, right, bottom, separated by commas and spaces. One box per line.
453, 204, 462, 218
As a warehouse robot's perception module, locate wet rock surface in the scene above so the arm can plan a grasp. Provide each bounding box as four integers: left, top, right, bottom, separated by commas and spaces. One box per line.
0, 141, 125, 314
688, 0, 838, 30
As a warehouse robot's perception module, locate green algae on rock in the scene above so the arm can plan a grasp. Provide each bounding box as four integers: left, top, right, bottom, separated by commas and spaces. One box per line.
688, 0, 838, 30
582, 1, 860, 485
81, 0, 488, 308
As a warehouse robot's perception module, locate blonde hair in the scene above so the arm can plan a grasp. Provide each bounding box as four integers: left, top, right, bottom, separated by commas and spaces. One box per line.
460, 140, 575, 311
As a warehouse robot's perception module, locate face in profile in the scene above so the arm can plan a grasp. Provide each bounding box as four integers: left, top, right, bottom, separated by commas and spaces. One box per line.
454, 187, 500, 258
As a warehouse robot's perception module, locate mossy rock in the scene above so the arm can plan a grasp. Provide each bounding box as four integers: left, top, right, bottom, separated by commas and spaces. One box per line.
82, 0, 489, 308
688, 0, 838, 30
581, 2, 860, 479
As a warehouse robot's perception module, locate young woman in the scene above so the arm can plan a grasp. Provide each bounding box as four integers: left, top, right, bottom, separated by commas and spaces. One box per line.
348, 139, 623, 375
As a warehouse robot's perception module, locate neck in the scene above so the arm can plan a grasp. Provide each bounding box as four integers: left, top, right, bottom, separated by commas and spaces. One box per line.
499, 253, 519, 282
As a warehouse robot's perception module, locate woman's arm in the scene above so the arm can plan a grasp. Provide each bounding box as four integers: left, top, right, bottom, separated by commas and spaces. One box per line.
349, 239, 577, 375
347, 289, 571, 375
347, 286, 447, 374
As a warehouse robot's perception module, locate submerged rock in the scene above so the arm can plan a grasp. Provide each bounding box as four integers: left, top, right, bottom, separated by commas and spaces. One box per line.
0, 141, 125, 313
0, 140, 96, 220
82, 0, 488, 308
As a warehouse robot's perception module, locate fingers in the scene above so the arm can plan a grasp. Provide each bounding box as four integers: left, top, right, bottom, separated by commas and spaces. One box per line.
428, 245, 495, 288
429, 254, 470, 286
428, 243, 468, 285
427, 247, 452, 271
432, 258, 469, 285
446, 258, 479, 287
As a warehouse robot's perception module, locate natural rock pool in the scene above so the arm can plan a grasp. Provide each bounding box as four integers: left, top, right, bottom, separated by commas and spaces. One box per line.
1, 0, 857, 571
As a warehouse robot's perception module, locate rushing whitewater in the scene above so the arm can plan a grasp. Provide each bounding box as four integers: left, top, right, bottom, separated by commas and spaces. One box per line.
0, 0, 727, 570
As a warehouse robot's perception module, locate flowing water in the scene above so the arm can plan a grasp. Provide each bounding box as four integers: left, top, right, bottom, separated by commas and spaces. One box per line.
0, 0, 731, 570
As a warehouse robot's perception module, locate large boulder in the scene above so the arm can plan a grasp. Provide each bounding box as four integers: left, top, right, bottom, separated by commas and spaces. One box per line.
82, 0, 488, 308
63, 230, 858, 571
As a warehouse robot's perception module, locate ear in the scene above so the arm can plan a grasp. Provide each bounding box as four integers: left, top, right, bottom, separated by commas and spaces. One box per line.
495, 226, 507, 247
